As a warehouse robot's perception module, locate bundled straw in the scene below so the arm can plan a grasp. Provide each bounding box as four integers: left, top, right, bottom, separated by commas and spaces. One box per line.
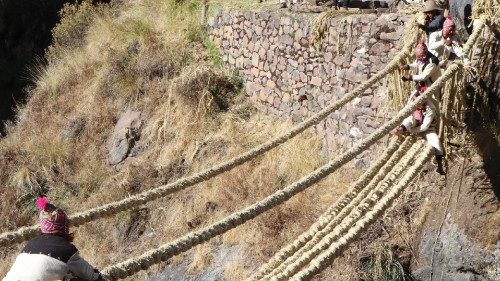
473, 0, 500, 25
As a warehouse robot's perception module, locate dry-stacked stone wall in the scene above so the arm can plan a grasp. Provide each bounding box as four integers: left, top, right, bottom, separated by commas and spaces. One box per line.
207, 11, 409, 155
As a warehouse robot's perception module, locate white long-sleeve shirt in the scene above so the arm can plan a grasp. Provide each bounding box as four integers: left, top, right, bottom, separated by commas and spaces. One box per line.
428, 31, 469, 67
408, 57, 442, 87
402, 92, 440, 133
3, 252, 99, 281
2, 234, 100, 281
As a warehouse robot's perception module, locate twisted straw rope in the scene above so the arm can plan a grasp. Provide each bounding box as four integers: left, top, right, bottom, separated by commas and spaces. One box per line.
290, 147, 433, 280
249, 136, 415, 280
269, 141, 425, 281
100, 44, 465, 279
0, 18, 417, 249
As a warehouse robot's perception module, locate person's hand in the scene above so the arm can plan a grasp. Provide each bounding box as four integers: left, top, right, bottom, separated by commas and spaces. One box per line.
395, 126, 410, 138
393, 126, 405, 137
401, 75, 412, 82
399, 64, 409, 71
444, 38, 452, 46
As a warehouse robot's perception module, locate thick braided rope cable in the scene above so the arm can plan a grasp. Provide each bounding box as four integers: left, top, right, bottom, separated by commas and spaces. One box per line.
259, 137, 416, 280
99, 53, 460, 279
290, 147, 433, 281
250, 136, 415, 280
0, 22, 417, 249
269, 141, 425, 281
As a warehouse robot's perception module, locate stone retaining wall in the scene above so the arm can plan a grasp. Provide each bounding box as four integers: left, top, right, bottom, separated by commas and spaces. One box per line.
207, 10, 409, 158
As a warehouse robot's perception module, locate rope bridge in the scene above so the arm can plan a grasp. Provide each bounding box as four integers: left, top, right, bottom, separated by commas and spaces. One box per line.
0, 10, 491, 281
0, 16, 417, 249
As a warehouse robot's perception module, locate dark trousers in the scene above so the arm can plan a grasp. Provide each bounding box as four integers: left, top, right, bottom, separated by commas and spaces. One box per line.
332, 0, 350, 7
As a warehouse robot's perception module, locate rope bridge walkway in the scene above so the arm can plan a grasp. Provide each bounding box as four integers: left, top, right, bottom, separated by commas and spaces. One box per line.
0, 11, 491, 280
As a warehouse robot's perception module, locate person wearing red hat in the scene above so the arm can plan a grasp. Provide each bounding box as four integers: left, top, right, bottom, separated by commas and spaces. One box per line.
396, 41, 445, 175
428, 16, 470, 67
2, 197, 102, 281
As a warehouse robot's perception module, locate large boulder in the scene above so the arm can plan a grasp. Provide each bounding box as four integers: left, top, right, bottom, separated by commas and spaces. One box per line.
413, 215, 499, 281
108, 110, 143, 165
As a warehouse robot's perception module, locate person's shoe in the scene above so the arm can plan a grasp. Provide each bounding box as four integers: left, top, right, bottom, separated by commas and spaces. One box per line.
435, 156, 446, 175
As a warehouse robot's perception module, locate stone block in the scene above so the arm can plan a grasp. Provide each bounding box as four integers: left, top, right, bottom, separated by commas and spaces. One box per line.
310, 76, 323, 87
280, 34, 293, 46
282, 92, 291, 103
251, 53, 259, 67
267, 79, 276, 89
380, 31, 402, 41
251, 67, 260, 77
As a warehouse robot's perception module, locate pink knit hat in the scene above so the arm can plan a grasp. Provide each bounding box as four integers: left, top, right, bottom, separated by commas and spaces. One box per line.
415, 41, 428, 62
442, 16, 455, 38
37, 197, 70, 235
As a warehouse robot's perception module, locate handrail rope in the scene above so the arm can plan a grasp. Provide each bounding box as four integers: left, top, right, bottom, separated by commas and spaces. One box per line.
256, 137, 416, 280
249, 136, 414, 280
266, 17, 487, 280
269, 141, 425, 281
99, 40, 465, 279
290, 148, 433, 281
0, 17, 418, 249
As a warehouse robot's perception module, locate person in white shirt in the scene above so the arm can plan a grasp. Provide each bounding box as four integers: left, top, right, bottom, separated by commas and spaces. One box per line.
395, 41, 445, 175
428, 16, 470, 67
3, 197, 102, 281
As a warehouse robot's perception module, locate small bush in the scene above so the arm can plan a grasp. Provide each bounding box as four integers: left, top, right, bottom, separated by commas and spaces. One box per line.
46, 0, 103, 62
367, 247, 409, 281
203, 38, 223, 67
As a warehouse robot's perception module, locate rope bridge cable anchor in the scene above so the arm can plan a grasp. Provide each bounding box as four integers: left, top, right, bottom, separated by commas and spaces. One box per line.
290, 148, 433, 281
250, 136, 415, 281
99, 47, 464, 279
268, 141, 425, 281
0, 20, 418, 249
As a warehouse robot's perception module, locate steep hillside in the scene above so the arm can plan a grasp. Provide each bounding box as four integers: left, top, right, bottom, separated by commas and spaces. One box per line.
0, 0, 355, 279
0, 0, 498, 280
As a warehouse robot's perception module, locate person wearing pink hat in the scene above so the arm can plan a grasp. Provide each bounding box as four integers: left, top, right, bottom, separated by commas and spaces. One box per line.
428, 16, 470, 68
2, 197, 102, 281
396, 41, 445, 175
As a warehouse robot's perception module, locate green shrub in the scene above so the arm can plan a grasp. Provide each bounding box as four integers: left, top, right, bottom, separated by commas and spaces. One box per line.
203, 38, 223, 67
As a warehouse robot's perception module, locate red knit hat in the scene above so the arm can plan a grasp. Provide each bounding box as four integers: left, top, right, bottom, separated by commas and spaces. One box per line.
37, 197, 70, 235
442, 16, 455, 38
415, 41, 428, 62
